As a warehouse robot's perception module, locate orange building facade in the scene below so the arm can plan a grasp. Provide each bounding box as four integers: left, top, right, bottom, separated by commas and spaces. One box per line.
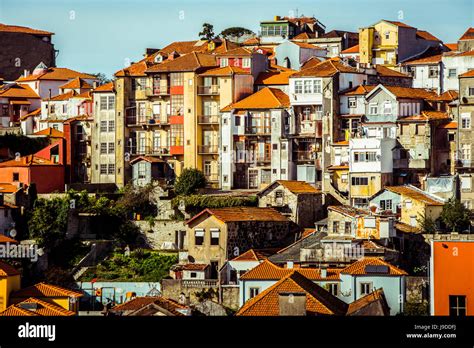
430, 240, 474, 316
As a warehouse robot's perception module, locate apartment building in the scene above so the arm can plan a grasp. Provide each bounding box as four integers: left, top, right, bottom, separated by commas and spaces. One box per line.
259, 15, 326, 45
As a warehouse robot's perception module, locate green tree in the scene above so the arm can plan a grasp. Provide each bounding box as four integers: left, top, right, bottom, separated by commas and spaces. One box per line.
174, 169, 207, 196
220, 27, 255, 41
93, 72, 112, 84
440, 198, 471, 232
417, 213, 437, 234
199, 23, 216, 41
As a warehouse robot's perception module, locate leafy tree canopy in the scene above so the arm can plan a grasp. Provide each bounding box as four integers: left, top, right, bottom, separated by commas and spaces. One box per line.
199, 23, 216, 41
440, 198, 471, 232
220, 27, 255, 40
174, 169, 207, 196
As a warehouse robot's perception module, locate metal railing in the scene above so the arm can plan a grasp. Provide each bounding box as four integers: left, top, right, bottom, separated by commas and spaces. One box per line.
146, 86, 170, 96
198, 145, 219, 154
198, 115, 219, 124
197, 85, 220, 95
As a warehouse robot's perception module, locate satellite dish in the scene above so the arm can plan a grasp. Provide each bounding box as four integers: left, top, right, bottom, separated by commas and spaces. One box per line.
9, 229, 17, 238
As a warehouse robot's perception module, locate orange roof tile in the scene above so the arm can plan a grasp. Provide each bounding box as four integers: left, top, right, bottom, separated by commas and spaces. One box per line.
460, 69, 474, 78
383, 20, 415, 29
445, 43, 458, 51
32, 127, 64, 138
302, 228, 316, 238
17, 68, 96, 82
459, 27, 474, 41
0, 23, 53, 35
115, 59, 150, 77
275, 180, 321, 194
11, 282, 83, 299
0, 183, 20, 194
0, 83, 40, 99
301, 56, 323, 70
416, 30, 441, 42
292, 32, 315, 40
158, 40, 206, 55
347, 288, 388, 315
342, 84, 376, 96
146, 52, 217, 73
427, 90, 459, 101
385, 185, 445, 205
403, 54, 442, 65
291, 59, 359, 77
291, 41, 324, 50
376, 65, 411, 78
341, 257, 407, 276
129, 156, 164, 165
327, 164, 349, 170
255, 71, 294, 85
328, 205, 370, 217
333, 140, 349, 146
199, 66, 249, 77
240, 259, 340, 281
395, 222, 422, 234
217, 47, 253, 56
455, 50, 474, 57
243, 37, 260, 45
236, 271, 348, 316
93, 82, 114, 93
232, 248, 278, 261
221, 87, 290, 111
269, 63, 295, 72
399, 111, 450, 122
179, 263, 208, 271
186, 207, 288, 225
0, 260, 20, 277
19, 107, 41, 121
1, 297, 75, 316
341, 44, 359, 54
59, 77, 92, 90
378, 85, 437, 99
0, 305, 39, 316
111, 296, 188, 316
438, 121, 457, 129
0, 155, 58, 168
0, 234, 18, 244
47, 90, 75, 101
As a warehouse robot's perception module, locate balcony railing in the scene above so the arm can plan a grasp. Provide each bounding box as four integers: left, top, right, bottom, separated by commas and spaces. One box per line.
197, 85, 220, 95
198, 145, 219, 154
126, 114, 169, 126
295, 151, 317, 161
248, 153, 271, 162
128, 146, 172, 156
198, 115, 219, 124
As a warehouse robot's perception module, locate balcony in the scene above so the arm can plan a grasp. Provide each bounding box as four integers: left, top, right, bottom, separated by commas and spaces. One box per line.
294, 151, 317, 162
198, 115, 219, 124
245, 126, 271, 135
198, 145, 219, 154
456, 160, 474, 169
248, 153, 271, 163
129, 146, 171, 156
197, 85, 220, 95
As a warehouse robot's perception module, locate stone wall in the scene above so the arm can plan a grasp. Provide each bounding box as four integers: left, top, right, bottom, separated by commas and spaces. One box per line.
406, 276, 429, 303
135, 220, 186, 250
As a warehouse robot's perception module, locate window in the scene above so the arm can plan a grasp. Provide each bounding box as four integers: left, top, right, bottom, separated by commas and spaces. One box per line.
360, 282, 373, 296
108, 95, 115, 109
354, 152, 377, 162
448, 133, 455, 142
190, 272, 197, 278
50, 104, 55, 114
170, 124, 184, 146
235, 116, 241, 126
315, 105, 323, 118
170, 73, 184, 86
220, 58, 228, 67
304, 80, 312, 94
461, 176, 472, 191
100, 96, 107, 110
364, 217, 376, 228
348, 98, 357, 108
429, 66, 439, 78
100, 164, 107, 174
242, 58, 251, 68
448, 68, 457, 78
461, 113, 471, 129
344, 221, 351, 235
62, 104, 67, 113
449, 295, 466, 316
295, 80, 303, 94
100, 121, 107, 132
333, 221, 339, 234
138, 162, 146, 179
108, 120, 115, 132
461, 144, 471, 160
171, 95, 184, 115
313, 79, 321, 93
369, 103, 378, 115
12, 172, 19, 182
249, 287, 260, 299
383, 102, 392, 115
469, 87, 474, 96
384, 31, 390, 39
410, 216, 417, 227
108, 164, 115, 174
210, 228, 220, 245
405, 200, 413, 209
108, 142, 115, 154
352, 177, 368, 186
416, 124, 425, 135
100, 143, 107, 154
328, 283, 339, 296
380, 199, 392, 211
194, 229, 204, 245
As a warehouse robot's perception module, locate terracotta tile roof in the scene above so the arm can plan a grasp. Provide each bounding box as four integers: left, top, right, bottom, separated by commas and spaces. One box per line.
395, 222, 422, 234
212, 39, 241, 54
269, 63, 296, 72
459, 27, 474, 41
17, 68, 96, 82
427, 90, 459, 101
383, 20, 415, 29
72, 90, 92, 99
333, 140, 349, 146
460, 69, 474, 78
341, 84, 376, 95
32, 128, 64, 138
47, 90, 76, 101
240, 259, 340, 281
403, 54, 442, 65
293, 32, 315, 40
115, 59, 150, 77
438, 121, 457, 129
0, 260, 20, 276
0, 183, 20, 194
384, 185, 445, 205
341, 44, 359, 54
19, 107, 41, 121
399, 111, 450, 122
180, 263, 208, 271
237, 271, 348, 316
158, 40, 206, 55
0, 155, 58, 168
291, 59, 359, 77
0, 83, 40, 99
301, 56, 323, 70
11, 282, 83, 299
376, 65, 411, 78
302, 228, 316, 238
0, 234, 18, 244
0, 297, 75, 316
416, 30, 441, 42
93, 82, 114, 93
129, 156, 164, 165
445, 43, 458, 51
146, 52, 217, 73
216, 47, 253, 56
327, 164, 349, 170
232, 248, 278, 261
328, 205, 370, 217
0, 23, 53, 35
291, 41, 324, 50
111, 296, 188, 316
186, 207, 288, 225
255, 71, 294, 85
341, 257, 407, 276
381, 85, 437, 99
275, 180, 321, 194
347, 288, 388, 315
221, 87, 290, 111
242, 37, 260, 45
199, 66, 249, 77
455, 50, 474, 57
59, 77, 92, 90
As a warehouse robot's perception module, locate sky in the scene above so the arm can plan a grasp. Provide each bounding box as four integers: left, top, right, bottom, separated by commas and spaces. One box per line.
0, 0, 473, 78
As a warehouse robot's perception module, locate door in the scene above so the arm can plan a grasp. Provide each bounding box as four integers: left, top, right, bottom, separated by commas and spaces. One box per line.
210, 261, 218, 279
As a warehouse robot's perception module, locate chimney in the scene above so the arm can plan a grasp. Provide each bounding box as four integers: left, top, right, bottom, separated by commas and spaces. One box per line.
274, 15, 281, 21
279, 292, 306, 316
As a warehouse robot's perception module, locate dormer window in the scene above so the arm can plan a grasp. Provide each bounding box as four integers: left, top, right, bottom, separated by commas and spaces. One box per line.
220, 58, 229, 67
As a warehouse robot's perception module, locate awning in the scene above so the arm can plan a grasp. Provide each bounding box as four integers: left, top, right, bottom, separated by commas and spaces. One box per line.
10, 100, 31, 105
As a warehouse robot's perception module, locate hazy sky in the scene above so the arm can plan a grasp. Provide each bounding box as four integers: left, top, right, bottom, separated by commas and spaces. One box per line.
0, 0, 473, 77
